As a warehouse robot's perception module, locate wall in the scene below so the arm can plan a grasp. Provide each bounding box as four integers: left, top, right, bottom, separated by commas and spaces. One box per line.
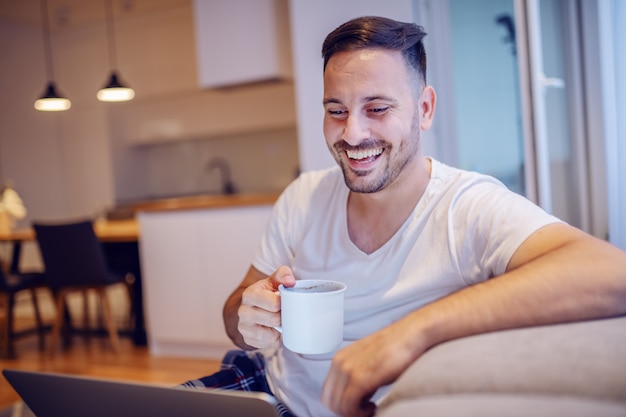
288, 0, 414, 172
113, 128, 299, 203
0, 0, 299, 229
108, 81, 299, 202
0, 20, 115, 225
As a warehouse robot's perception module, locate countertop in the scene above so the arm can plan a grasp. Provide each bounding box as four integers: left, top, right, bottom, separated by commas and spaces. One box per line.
129, 193, 280, 213
0, 218, 139, 242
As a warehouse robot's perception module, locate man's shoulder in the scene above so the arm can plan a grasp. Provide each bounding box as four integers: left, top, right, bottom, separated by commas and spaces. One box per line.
430, 158, 504, 189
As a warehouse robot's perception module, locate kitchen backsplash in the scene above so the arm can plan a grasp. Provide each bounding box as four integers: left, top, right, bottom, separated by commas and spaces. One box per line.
113, 128, 299, 204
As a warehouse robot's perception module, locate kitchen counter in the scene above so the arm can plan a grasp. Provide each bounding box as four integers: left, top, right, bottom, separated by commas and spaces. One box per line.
126, 193, 280, 214
135, 194, 277, 358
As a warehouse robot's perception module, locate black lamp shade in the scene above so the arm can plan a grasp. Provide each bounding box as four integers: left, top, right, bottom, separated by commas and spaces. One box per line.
34, 82, 71, 111
97, 71, 135, 102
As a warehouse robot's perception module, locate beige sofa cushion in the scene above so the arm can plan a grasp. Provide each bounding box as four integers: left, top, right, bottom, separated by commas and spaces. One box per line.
378, 394, 626, 417
379, 316, 626, 411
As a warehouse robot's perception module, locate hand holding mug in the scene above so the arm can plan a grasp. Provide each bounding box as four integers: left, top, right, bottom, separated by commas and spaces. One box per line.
237, 266, 296, 349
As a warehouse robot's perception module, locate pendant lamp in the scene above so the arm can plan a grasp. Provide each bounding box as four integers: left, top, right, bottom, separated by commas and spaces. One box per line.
34, 0, 71, 112
97, 0, 135, 102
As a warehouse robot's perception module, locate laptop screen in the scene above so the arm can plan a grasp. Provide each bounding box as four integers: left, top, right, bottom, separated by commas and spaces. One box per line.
3, 369, 280, 417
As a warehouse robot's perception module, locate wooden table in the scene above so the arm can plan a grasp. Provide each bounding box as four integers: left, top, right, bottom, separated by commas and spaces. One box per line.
0, 219, 146, 345
0, 218, 139, 243
0, 219, 139, 271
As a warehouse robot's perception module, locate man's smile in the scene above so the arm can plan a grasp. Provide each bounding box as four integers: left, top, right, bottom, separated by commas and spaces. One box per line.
346, 148, 383, 161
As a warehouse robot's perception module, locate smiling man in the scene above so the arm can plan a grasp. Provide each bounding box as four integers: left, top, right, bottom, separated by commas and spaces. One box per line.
182, 16, 626, 417
323, 48, 430, 195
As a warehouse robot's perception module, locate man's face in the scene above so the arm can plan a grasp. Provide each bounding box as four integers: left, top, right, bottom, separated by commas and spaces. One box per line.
323, 48, 426, 194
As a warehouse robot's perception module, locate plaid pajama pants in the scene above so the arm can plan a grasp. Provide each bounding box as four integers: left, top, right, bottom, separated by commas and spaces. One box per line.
180, 350, 296, 417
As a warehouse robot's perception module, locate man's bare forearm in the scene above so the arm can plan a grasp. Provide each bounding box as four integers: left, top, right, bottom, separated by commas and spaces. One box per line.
321, 225, 626, 417
407, 225, 626, 354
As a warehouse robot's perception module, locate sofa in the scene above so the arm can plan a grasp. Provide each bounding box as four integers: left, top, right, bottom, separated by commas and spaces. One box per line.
2, 317, 624, 417
376, 315, 626, 417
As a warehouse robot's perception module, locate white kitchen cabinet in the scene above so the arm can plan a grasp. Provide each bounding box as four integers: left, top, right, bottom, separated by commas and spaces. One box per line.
112, 82, 296, 145
138, 204, 273, 358
192, 0, 292, 88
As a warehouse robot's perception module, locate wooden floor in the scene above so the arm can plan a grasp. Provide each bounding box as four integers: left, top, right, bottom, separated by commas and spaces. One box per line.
0, 319, 221, 410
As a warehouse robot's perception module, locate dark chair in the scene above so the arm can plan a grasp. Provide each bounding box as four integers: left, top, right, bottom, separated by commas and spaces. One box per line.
33, 220, 133, 355
0, 265, 47, 358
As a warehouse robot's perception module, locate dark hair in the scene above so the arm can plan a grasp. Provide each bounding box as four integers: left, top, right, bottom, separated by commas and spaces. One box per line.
322, 16, 427, 85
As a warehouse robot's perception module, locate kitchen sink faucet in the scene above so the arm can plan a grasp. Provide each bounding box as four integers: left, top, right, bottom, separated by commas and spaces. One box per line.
205, 156, 237, 195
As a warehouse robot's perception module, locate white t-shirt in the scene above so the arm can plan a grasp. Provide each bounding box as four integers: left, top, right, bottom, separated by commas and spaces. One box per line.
252, 158, 561, 417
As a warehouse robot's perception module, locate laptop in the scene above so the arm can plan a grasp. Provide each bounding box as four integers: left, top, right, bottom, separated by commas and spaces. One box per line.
3, 368, 280, 417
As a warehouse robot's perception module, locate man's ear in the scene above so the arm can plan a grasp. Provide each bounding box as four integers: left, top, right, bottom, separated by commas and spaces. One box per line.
419, 85, 436, 131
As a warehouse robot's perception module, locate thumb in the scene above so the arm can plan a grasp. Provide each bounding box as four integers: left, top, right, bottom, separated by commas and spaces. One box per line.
269, 266, 296, 290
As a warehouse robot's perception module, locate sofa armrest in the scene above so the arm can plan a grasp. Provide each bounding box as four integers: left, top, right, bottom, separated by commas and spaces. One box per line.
379, 316, 626, 410
379, 395, 626, 417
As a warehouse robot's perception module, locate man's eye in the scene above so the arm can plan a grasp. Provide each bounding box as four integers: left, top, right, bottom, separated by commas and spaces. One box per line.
370, 107, 389, 113
328, 109, 346, 116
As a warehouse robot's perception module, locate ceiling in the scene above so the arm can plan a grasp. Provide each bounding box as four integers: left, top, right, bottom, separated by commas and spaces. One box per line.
0, 0, 190, 30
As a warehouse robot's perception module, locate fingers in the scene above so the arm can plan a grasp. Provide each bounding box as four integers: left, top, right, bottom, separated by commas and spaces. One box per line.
239, 286, 281, 348
237, 265, 295, 349
238, 304, 282, 349
238, 303, 281, 328
242, 279, 282, 312
269, 265, 296, 289
321, 319, 425, 417
238, 303, 282, 349
321, 355, 377, 417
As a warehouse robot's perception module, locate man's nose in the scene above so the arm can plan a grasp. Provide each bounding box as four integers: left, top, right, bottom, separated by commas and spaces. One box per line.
342, 113, 370, 145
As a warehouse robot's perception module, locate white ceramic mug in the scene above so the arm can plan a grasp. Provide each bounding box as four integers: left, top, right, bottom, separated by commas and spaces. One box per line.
277, 280, 347, 355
